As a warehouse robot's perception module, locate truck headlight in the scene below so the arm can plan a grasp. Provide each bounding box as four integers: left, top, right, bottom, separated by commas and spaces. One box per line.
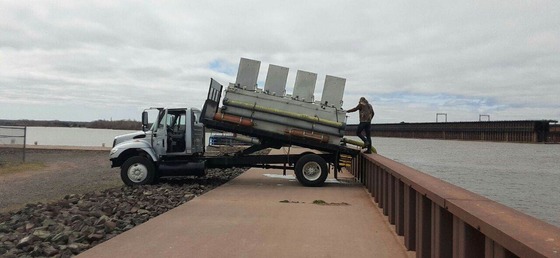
110, 148, 119, 156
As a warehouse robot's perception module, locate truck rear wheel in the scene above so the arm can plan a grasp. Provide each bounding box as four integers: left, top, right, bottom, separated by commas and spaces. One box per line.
121, 156, 156, 186
295, 154, 328, 187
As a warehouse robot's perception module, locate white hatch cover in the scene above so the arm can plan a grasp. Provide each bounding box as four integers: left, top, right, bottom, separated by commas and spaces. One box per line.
320, 75, 346, 109
235, 58, 260, 91
292, 70, 317, 102
264, 64, 289, 97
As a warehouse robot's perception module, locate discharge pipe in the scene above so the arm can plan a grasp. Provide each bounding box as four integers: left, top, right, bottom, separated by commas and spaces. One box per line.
222, 108, 344, 137
213, 112, 254, 127
223, 99, 345, 129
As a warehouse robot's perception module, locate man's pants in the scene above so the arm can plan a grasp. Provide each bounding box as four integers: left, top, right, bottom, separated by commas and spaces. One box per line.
356, 122, 371, 150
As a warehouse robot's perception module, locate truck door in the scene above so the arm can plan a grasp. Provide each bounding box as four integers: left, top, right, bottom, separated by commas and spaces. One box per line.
189, 109, 205, 154
152, 110, 169, 157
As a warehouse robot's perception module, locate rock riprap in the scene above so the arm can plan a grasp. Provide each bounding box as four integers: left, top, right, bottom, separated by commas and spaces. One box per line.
0, 167, 246, 257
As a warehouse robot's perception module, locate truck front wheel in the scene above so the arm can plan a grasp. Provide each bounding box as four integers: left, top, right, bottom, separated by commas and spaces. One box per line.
295, 154, 328, 187
121, 156, 156, 186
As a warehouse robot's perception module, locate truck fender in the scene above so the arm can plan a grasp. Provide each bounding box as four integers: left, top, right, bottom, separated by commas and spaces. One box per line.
110, 140, 158, 166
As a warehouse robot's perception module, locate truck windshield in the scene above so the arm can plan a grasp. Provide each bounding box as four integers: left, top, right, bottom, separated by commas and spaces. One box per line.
145, 109, 164, 132
160, 111, 186, 131
145, 109, 184, 132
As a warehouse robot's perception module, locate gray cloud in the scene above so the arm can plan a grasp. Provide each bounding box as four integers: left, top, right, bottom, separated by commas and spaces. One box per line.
0, 0, 558, 123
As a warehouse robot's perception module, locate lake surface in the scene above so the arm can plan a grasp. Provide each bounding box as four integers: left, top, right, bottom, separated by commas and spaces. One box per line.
18, 127, 560, 227
24, 127, 137, 147
366, 137, 560, 227
22, 127, 220, 148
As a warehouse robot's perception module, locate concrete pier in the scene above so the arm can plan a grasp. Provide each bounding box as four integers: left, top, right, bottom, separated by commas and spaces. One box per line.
79, 149, 412, 258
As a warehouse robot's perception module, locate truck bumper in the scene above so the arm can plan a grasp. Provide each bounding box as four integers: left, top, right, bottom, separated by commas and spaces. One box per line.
110, 158, 120, 168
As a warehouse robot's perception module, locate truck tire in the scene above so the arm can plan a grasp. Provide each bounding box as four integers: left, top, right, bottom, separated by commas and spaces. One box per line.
121, 156, 156, 186
293, 151, 315, 182
295, 154, 328, 187
195, 168, 207, 177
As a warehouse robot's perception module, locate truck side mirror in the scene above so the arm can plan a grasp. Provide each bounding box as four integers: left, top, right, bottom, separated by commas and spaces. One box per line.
142, 111, 149, 131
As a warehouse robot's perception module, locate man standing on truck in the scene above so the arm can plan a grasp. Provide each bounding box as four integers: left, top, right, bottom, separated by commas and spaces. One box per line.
347, 97, 374, 154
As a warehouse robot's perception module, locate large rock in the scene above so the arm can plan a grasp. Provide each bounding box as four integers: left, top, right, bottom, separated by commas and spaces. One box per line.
87, 233, 104, 242
184, 194, 195, 202
0, 161, 249, 257
69, 214, 83, 222
68, 243, 90, 254
43, 244, 59, 256
51, 232, 69, 244
42, 219, 57, 227
0, 223, 10, 233
94, 215, 110, 226
104, 220, 117, 232
32, 230, 51, 240
24, 223, 34, 232
16, 235, 34, 248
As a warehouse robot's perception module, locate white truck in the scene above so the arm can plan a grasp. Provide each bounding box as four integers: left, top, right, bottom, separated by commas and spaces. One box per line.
109, 58, 361, 187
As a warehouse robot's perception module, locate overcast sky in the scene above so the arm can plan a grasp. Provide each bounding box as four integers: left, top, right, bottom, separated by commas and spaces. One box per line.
1, 0, 559, 124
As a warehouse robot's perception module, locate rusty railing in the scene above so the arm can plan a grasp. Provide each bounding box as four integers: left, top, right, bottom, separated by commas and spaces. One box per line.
350, 153, 560, 258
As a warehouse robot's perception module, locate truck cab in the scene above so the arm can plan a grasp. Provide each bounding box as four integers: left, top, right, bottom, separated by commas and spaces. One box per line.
146, 108, 205, 156
110, 107, 205, 185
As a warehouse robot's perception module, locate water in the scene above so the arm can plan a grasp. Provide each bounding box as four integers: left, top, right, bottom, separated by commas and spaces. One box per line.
23, 127, 216, 148
24, 127, 137, 147
363, 137, 560, 227
20, 127, 560, 227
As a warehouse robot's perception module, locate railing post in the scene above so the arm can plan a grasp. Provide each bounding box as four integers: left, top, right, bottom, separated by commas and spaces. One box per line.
372, 164, 377, 197
23, 126, 27, 162
395, 179, 405, 236
382, 171, 388, 215
404, 186, 416, 250
379, 169, 385, 209
375, 166, 381, 204
366, 161, 371, 191
453, 216, 484, 258
361, 156, 366, 182
360, 159, 370, 185
416, 194, 432, 258
388, 175, 395, 224
431, 205, 452, 258
368, 162, 374, 197
350, 157, 355, 176
363, 157, 368, 183
354, 155, 360, 180
485, 237, 516, 258
357, 156, 363, 182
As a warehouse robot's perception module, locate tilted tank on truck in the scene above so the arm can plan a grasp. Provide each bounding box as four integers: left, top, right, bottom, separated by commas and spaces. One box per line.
109, 58, 365, 187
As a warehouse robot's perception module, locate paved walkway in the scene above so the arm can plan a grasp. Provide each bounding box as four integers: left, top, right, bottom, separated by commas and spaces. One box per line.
79, 149, 413, 258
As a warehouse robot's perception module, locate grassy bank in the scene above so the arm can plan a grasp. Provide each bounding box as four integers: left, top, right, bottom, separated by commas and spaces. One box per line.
0, 162, 46, 176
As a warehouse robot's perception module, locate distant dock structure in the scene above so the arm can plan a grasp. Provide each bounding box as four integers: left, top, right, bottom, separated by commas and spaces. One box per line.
550, 124, 560, 143
346, 120, 559, 143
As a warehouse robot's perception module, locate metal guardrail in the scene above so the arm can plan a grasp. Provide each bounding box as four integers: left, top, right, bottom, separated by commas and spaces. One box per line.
0, 126, 27, 162
350, 153, 560, 258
